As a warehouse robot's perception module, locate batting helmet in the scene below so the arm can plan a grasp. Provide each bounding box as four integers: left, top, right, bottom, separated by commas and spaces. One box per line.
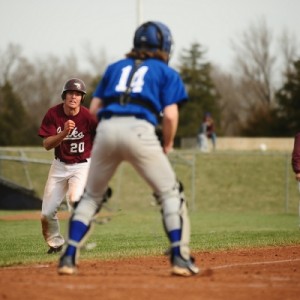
133, 21, 173, 55
61, 78, 86, 101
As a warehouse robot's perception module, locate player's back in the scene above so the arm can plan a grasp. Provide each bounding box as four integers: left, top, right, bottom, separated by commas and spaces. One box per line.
94, 57, 186, 126
99, 57, 175, 101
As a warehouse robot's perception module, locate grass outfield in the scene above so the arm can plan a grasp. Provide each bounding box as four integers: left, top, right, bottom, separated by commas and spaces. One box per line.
0, 148, 300, 267
0, 210, 299, 267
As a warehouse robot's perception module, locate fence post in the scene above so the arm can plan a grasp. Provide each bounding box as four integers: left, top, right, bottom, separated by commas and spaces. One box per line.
19, 150, 33, 190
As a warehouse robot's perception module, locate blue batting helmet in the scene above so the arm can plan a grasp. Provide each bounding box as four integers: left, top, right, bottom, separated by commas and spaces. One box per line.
133, 21, 173, 54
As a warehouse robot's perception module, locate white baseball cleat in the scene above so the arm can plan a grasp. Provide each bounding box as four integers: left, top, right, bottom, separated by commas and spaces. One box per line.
57, 255, 77, 275
171, 255, 200, 277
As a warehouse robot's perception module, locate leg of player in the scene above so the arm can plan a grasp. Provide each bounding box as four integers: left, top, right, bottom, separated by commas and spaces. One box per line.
41, 164, 67, 254
156, 182, 200, 276
128, 121, 199, 276
57, 185, 113, 275
66, 161, 90, 208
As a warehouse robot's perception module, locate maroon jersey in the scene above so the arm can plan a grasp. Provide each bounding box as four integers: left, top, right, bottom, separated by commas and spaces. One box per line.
38, 103, 98, 164
292, 133, 300, 173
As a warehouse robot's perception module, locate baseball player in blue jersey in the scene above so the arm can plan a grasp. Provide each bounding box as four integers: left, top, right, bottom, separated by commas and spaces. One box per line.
58, 21, 200, 277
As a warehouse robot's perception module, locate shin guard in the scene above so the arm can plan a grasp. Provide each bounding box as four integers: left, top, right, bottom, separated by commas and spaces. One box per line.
63, 189, 109, 260
158, 182, 191, 260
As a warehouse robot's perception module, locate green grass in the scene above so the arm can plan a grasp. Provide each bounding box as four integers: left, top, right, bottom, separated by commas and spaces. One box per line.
0, 148, 300, 267
0, 209, 299, 267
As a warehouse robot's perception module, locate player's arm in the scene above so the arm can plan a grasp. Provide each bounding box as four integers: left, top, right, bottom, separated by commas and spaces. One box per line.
43, 120, 75, 151
162, 104, 178, 154
89, 97, 103, 118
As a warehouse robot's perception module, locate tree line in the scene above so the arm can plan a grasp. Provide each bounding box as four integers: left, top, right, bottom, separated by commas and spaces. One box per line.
1, 18, 299, 146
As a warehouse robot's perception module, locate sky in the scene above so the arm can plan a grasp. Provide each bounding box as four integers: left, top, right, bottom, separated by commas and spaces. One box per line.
1, 0, 300, 73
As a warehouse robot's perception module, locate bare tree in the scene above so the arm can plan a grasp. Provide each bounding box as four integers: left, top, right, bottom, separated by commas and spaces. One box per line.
231, 17, 276, 107
0, 43, 22, 85
278, 29, 299, 78
10, 52, 95, 125
226, 17, 300, 135
211, 66, 243, 135
83, 43, 108, 76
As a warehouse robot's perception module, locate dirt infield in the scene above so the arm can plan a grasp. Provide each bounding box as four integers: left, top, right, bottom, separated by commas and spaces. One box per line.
0, 245, 299, 300
1, 212, 300, 299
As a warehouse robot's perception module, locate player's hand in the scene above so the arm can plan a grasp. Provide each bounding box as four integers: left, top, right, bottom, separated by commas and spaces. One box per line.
64, 120, 75, 134
295, 173, 300, 181
163, 142, 174, 155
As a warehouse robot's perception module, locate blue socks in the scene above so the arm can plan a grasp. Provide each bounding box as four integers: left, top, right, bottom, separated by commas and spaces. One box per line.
65, 220, 89, 256
168, 229, 181, 256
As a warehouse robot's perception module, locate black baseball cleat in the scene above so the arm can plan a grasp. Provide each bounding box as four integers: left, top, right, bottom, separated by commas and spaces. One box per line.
47, 245, 63, 254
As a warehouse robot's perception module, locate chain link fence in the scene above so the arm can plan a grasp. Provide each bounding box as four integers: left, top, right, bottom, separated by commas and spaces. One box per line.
0, 147, 298, 215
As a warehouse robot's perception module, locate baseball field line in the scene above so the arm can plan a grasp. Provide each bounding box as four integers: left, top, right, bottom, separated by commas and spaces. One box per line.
211, 258, 300, 270
2, 258, 300, 271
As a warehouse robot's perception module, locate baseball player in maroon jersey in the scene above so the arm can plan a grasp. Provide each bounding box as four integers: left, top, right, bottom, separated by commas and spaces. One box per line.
292, 133, 300, 181
38, 78, 97, 254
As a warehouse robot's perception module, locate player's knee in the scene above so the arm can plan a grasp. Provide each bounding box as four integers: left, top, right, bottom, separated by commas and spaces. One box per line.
41, 212, 55, 222
41, 214, 48, 226
71, 187, 111, 225
72, 191, 100, 225
68, 192, 80, 204
154, 181, 184, 205
155, 182, 183, 217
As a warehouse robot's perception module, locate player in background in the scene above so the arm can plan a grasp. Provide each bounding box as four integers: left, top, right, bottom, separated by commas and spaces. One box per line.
58, 21, 200, 276
197, 112, 216, 152
291, 132, 300, 226
38, 78, 97, 254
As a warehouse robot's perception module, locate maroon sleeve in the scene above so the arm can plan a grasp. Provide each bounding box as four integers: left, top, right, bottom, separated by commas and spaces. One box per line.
38, 108, 58, 138
291, 133, 300, 173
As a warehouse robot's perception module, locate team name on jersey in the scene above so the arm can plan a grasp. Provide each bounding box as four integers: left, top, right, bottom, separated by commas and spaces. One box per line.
57, 126, 84, 140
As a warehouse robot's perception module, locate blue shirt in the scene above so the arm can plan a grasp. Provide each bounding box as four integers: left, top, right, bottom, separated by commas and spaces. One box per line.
93, 58, 188, 125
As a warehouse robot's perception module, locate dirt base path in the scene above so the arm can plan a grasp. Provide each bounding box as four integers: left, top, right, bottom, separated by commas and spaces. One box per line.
0, 245, 299, 300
